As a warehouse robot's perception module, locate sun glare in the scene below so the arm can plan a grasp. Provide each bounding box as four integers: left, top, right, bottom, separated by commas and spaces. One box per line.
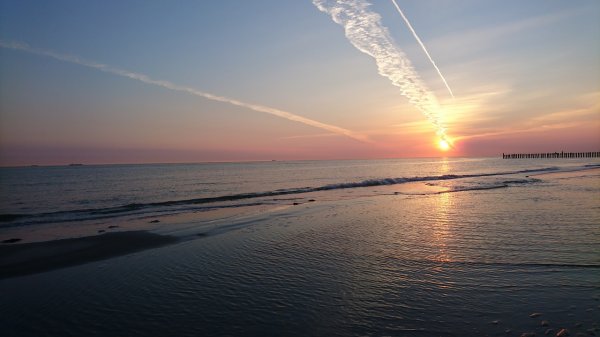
438, 139, 451, 151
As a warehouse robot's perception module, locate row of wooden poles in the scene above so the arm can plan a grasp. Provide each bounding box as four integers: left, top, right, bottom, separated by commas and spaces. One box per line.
503, 151, 600, 159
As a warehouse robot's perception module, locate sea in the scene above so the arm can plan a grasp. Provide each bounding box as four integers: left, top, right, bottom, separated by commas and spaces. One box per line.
1, 157, 599, 336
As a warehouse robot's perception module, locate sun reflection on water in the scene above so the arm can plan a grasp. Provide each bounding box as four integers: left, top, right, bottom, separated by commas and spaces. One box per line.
431, 160, 454, 263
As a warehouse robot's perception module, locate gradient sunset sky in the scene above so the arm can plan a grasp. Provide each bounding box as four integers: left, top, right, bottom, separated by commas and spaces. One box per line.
1, 0, 599, 166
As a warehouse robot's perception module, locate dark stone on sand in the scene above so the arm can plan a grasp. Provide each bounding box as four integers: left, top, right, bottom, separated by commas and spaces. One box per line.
0, 231, 178, 279
2, 238, 22, 244
149, 220, 160, 223
520, 332, 536, 337
556, 328, 570, 337
293, 202, 300, 205
108, 225, 119, 229
530, 313, 543, 318
98, 230, 105, 233
308, 199, 316, 202
196, 233, 208, 237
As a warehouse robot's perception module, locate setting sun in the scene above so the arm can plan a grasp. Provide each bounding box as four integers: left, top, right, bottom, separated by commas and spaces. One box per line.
438, 139, 451, 151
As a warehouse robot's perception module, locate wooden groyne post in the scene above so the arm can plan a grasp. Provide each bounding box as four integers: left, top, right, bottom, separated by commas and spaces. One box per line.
502, 151, 600, 159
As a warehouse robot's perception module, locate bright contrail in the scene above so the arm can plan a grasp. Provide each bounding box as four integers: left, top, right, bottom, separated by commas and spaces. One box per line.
0, 40, 371, 143
313, 0, 449, 140
390, 0, 454, 98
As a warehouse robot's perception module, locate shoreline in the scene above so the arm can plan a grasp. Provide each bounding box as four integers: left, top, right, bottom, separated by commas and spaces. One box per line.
1, 166, 598, 280
0, 231, 178, 279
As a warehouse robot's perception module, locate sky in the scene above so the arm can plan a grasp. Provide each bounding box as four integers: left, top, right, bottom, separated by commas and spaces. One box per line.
0, 0, 599, 166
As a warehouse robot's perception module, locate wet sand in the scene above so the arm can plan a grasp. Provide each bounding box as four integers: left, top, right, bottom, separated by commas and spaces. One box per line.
0, 231, 178, 279
0, 202, 287, 244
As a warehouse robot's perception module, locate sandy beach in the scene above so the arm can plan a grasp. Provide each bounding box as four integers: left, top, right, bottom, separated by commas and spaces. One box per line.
0, 231, 177, 279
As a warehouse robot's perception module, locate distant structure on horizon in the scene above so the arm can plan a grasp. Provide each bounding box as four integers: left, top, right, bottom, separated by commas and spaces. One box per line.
502, 151, 600, 159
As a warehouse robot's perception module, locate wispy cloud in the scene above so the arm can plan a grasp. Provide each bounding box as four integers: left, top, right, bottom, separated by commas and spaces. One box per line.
455, 102, 600, 141
312, 0, 448, 141
0, 40, 372, 143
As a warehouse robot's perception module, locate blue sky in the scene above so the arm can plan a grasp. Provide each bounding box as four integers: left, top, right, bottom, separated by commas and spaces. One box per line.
1, 0, 599, 165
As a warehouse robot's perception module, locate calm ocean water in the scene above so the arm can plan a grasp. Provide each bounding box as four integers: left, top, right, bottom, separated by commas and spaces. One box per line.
1, 157, 599, 336
1, 157, 597, 222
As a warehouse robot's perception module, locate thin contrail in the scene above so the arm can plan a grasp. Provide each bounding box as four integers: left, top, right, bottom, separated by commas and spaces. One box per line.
0, 40, 371, 143
390, 0, 454, 98
313, 0, 449, 140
